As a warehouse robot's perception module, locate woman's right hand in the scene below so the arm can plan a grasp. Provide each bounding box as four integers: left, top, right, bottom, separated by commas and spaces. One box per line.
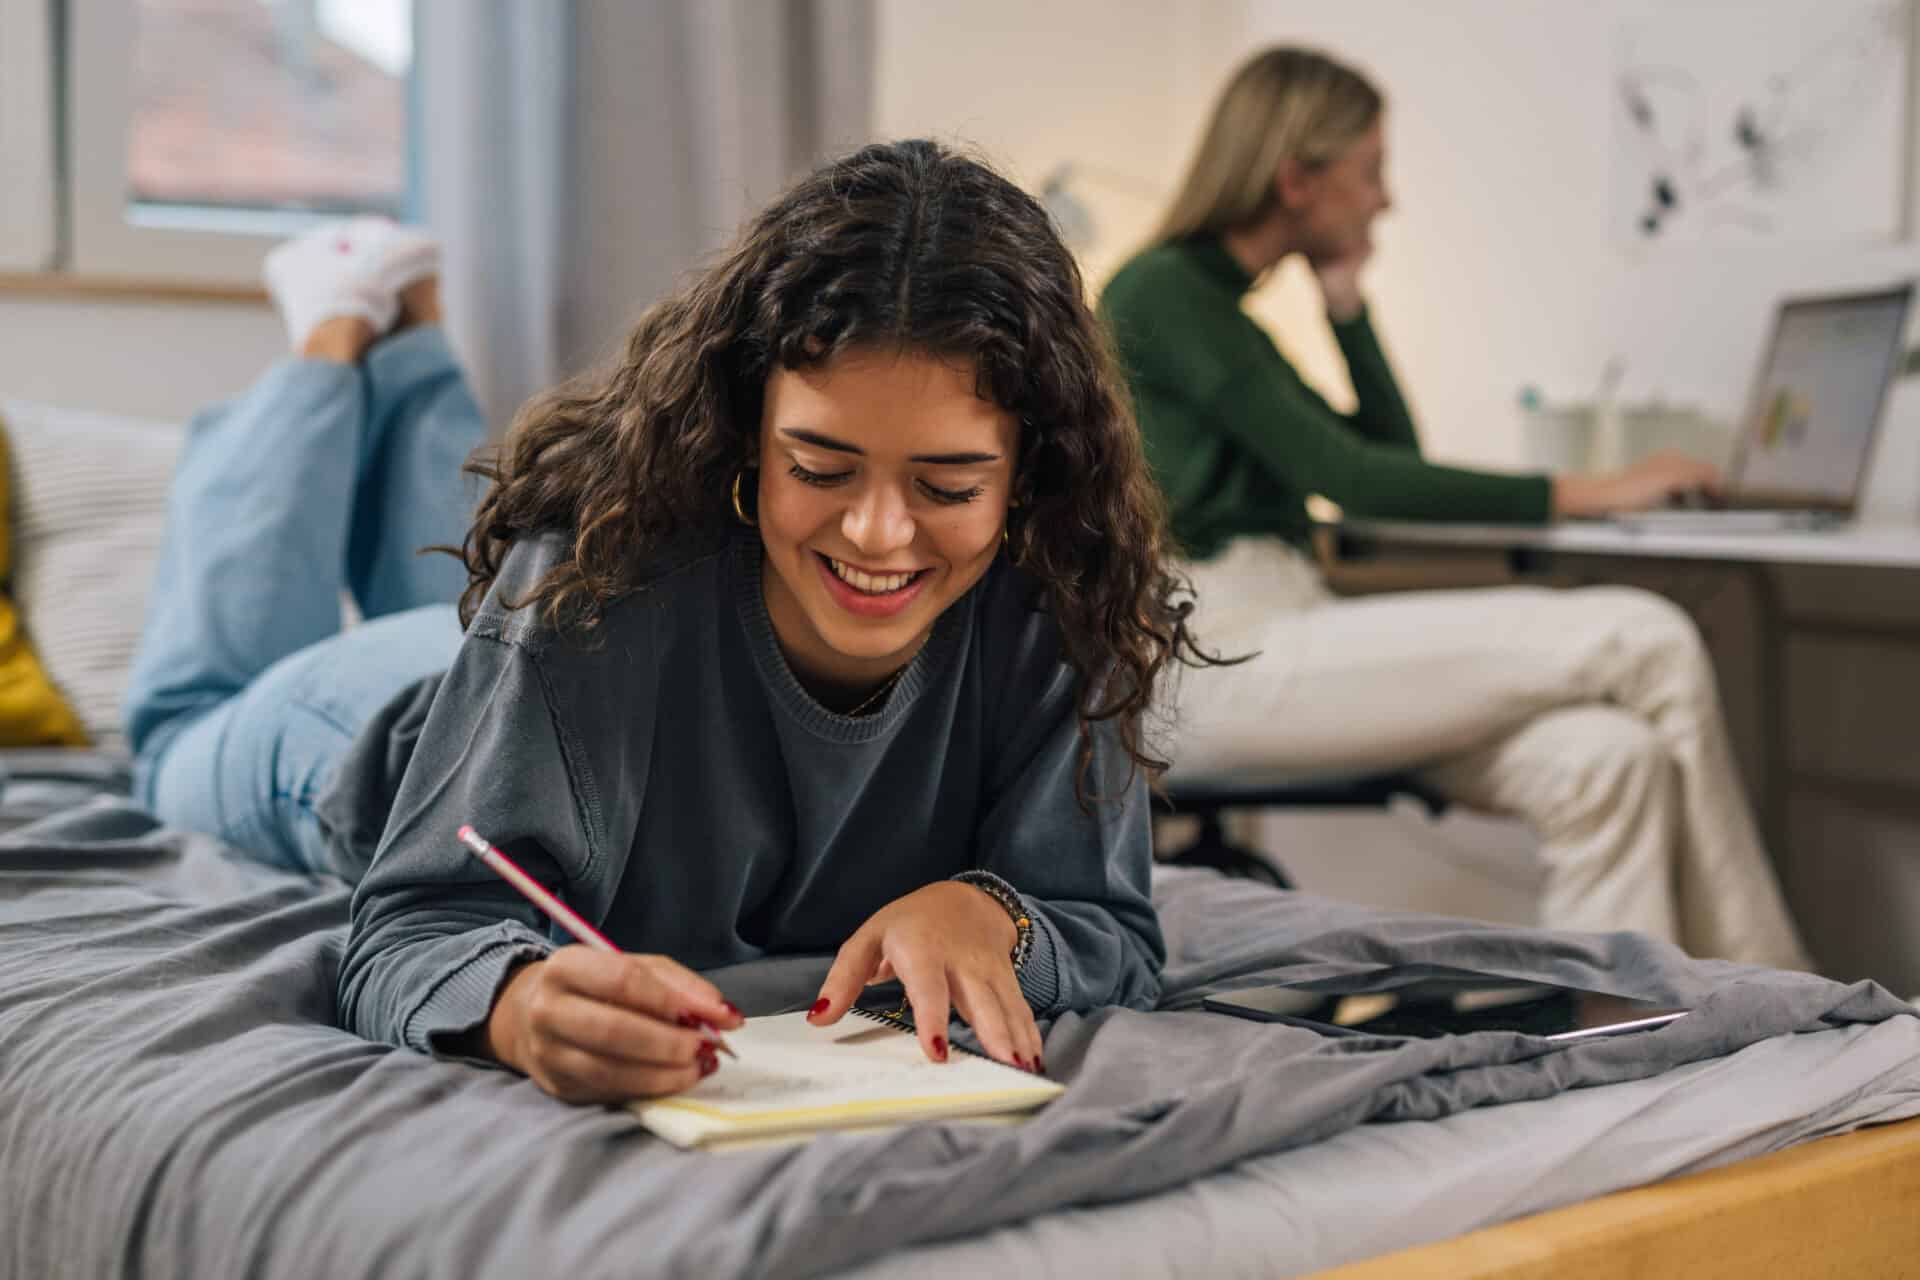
1552, 449, 1722, 518
479, 946, 743, 1104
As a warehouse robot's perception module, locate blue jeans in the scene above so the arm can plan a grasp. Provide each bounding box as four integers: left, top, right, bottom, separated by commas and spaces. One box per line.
124, 328, 482, 874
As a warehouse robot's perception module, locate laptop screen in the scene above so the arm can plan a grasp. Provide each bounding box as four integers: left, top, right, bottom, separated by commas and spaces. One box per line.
1731, 285, 1912, 508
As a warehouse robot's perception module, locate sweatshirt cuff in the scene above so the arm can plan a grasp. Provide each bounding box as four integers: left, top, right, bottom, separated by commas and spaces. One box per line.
399, 922, 555, 1056
1014, 897, 1065, 1016
1520, 473, 1556, 522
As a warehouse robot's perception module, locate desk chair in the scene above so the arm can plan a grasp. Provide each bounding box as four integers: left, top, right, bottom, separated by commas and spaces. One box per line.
1159, 773, 1448, 889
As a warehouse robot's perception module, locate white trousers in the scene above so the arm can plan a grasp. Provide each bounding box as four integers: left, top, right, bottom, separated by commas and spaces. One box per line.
1171, 538, 1812, 970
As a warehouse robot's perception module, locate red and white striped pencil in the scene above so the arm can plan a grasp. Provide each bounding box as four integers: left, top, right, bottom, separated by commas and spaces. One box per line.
455, 823, 735, 1057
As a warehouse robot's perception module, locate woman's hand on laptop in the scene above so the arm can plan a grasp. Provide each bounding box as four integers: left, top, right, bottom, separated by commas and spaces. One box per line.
1553, 450, 1722, 518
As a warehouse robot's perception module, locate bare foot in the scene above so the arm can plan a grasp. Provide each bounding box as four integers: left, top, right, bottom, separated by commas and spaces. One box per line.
396, 276, 443, 330
301, 315, 378, 364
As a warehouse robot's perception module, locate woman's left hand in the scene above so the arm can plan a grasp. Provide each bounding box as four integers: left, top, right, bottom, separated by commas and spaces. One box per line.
1311, 246, 1372, 323
809, 882, 1044, 1073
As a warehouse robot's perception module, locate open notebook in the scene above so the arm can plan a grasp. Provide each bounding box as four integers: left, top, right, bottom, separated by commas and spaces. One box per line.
629, 1009, 1064, 1149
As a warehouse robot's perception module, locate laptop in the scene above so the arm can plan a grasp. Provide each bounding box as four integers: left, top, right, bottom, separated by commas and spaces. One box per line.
1615, 282, 1914, 533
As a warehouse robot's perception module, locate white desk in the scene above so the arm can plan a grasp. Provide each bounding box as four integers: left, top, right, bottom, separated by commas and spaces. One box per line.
1341, 518, 1920, 571
1336, 516, 1920, 993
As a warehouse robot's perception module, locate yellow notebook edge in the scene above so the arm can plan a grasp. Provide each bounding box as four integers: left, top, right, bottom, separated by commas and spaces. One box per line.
632, 1084, 1065, 1148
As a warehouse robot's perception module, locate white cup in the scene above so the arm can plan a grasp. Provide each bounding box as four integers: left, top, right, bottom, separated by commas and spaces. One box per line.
1520, 403, 1598, 473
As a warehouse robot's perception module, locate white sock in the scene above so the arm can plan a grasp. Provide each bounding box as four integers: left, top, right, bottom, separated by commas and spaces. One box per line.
364, 223, 441, 299
263, 217, 404, 349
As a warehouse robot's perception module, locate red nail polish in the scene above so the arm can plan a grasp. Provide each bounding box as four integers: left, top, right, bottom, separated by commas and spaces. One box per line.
723, 1001, 744, 1018
699, 1050, 718, 1077
809, 998, 830, 1017
1013, 1054, 1029, 1070
933, 1036, 948, 1062
675, 1012, 700, 1029
1036, 1057, 1047, 1075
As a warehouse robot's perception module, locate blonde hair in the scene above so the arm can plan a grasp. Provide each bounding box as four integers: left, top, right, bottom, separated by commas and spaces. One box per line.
1152, 47, 1382, 246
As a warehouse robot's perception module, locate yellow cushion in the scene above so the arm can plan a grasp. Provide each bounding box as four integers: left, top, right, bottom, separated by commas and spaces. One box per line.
0, 415, 87, 746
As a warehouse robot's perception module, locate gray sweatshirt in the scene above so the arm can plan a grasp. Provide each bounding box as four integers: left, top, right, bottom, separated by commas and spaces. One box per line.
333, 529, 1166, 1054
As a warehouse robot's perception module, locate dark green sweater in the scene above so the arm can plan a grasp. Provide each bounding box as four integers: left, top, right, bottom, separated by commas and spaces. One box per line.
1099, 237, 1552, 558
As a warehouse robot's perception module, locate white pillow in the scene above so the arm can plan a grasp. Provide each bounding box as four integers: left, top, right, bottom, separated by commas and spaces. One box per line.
2, 400, 185, 750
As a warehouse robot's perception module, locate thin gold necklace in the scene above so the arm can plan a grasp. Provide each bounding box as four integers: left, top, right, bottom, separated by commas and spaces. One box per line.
840, 637, 929, 717
843, 663, 908, 717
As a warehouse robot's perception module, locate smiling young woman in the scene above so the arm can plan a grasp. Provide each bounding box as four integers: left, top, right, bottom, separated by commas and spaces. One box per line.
124, 139, 1211, 1105
753, 351, 1018, 709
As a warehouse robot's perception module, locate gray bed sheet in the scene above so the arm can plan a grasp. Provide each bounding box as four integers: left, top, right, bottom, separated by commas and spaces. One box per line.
2, 787, 1916, 1280
0, 747, 130, 831
846, 1016, 1920, 1278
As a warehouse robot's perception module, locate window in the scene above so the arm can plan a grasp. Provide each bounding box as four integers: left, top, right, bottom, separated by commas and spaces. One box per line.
67, 0, 416, 283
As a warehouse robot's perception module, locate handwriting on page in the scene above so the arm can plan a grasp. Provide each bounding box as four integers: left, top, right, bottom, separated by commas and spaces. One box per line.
655, 1011, 1045, 1117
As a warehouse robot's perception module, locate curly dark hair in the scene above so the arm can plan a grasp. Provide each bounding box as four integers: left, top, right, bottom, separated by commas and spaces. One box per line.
458, 138, 1211, 804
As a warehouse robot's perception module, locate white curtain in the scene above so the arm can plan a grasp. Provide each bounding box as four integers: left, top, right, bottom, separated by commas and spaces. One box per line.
415, 0, 876, 431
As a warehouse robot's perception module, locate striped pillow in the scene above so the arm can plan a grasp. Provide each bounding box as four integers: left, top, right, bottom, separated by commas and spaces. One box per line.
1, 400, 184, 751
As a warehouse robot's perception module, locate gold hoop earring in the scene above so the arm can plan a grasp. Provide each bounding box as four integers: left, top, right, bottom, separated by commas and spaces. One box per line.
731, 469, 756, 527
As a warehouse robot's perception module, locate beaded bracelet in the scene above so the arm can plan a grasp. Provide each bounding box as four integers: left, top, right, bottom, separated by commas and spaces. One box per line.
951, 870, 1034, 972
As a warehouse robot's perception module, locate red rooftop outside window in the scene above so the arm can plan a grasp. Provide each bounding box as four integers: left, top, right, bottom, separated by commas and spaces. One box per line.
127, 0, 412, 217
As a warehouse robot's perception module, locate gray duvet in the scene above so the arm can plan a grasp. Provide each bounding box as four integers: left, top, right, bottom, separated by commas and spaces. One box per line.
2, 799, 1912, 1280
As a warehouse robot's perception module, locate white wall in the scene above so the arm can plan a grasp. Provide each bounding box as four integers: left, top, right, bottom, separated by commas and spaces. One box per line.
873, 0, 1200, 293
876, 0, 1920, 518
0, 295, 283, 423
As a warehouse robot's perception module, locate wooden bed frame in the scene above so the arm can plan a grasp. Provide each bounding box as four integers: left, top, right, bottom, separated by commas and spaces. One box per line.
1314, 1115, 1920, 1278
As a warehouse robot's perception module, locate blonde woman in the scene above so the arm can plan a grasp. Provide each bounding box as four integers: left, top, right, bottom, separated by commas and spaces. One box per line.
1100, 46, 1810, 970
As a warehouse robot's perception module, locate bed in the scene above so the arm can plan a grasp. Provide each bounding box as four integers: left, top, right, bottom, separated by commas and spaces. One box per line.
3, 753, 1918, 1280
3, 401, 1919, 1277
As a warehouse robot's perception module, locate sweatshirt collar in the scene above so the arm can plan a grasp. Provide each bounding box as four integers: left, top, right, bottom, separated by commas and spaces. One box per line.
732, 530, 968, 744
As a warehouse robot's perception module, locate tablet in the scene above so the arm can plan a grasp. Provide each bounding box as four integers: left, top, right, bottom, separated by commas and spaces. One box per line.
1201, 978, 1690, 1042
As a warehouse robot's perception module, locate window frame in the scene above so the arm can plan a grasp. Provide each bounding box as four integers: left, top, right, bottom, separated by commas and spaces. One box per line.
64, 0, 417, 285
67, 0, 296, 282
0, 0, 58, 272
